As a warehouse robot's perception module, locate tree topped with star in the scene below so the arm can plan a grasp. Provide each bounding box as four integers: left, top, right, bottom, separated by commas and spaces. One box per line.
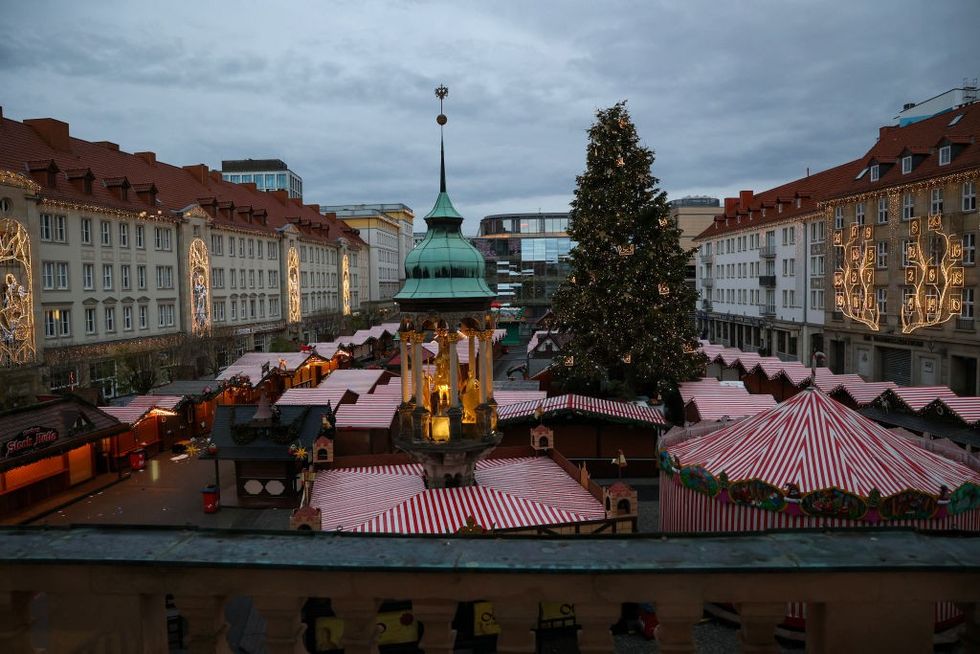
551, 101, 703, 399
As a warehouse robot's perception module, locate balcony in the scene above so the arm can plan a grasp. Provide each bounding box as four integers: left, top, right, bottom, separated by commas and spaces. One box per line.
759, 303, 776, 317
759, 245, 777, 258
699, 252, 713, 264
758, 275, 777, 287
701, 299, 713, 311
956, 317, 976, 331
701, 277, 714, 289
0, 526, 977, 654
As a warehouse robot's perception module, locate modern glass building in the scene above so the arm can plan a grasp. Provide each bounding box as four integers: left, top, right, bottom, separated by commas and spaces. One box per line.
472, 212, 573, 330
220, 159, 303, 199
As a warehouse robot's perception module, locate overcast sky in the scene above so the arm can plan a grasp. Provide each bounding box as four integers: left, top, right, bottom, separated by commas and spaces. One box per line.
3, 1, 979, 234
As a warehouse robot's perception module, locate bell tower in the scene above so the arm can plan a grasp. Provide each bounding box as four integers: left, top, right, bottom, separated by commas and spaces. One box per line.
393, 85, 501, 488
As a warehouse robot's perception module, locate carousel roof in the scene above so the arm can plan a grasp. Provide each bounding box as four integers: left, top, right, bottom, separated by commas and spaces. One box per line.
666, 387, 980, 497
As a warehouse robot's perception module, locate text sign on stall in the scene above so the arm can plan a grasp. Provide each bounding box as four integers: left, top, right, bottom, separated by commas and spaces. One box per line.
2, 426, 59, 459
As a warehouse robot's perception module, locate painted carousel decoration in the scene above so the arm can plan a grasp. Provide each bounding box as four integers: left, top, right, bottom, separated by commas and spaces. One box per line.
287, 246, 301, 323
392, 85, 501, 488
341, 253, 351, 316
900, 214, 964, 334
832, 221, 879, 331
0, 218, 36, 366
188, 237, 211, 336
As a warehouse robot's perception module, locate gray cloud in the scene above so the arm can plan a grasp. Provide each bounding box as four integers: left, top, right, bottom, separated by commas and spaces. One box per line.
3, 0, 979, 234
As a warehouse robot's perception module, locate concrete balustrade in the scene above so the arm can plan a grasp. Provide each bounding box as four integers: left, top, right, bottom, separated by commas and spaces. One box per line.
0, 526, 977, 653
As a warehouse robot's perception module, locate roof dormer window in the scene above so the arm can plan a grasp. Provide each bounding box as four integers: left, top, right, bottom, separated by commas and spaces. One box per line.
939, 145, 951, 166
796, 197, 801, 209
870, 164, 879, 182
901, 155, 912, 175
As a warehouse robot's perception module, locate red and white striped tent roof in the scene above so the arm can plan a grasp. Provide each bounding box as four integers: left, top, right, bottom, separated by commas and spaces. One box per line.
335, 396, 402, 429
311, 456, 605, 534
216, 351, 319, 386
833, 381, 898, 407
496, 393, 667, 427
318, 369, 391, 395
929, 396, 980, 426
888, 386, 959, 412
275, 387, 353, 407
493, 389, 548, 406
685, 394, 777, 423
667, 388, 980, 497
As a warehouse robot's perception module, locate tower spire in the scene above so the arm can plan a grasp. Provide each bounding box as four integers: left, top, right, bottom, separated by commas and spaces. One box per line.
435, 84, 449, 193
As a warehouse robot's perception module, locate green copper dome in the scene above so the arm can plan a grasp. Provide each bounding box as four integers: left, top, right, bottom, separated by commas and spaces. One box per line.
395, 191, 495, 311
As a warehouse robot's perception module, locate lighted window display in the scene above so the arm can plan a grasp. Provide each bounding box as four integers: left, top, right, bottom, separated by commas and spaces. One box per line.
188, 238, 211, 336
287, 246, 301, 323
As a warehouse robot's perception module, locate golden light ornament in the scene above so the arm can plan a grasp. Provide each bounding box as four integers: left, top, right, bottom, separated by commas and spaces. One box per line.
658, 283, 670, 296
287, 246, 301, 323
341, 253, 351, 316
188, 238, 211, 336
832, 221, 880, 331
900, 213, 963, 334
185, 442, 200, 457
292, 446, 308, 461
0, 218, 36, 366
616, 244, 635, 257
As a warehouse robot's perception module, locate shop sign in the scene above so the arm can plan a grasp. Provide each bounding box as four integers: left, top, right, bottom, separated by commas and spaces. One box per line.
2, 426, 59, 459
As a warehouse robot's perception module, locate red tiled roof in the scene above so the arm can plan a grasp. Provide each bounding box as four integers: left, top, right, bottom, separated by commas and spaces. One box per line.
0, 114, 363, 249
693, 159, 866, 241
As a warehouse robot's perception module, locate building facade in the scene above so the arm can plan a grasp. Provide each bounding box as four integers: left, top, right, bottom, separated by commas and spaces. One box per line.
668, 196, 720, 288
320, 204, 414, 306
472, 212, 572, 323
0, 113, 367, 404
220, 159, 303, 199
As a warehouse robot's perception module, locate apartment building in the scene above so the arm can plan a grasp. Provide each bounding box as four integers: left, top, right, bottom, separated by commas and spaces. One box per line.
822, 103, 980, 393
668, 196, 720, 288
0, 112, 367, 400
320, 204, 414, 305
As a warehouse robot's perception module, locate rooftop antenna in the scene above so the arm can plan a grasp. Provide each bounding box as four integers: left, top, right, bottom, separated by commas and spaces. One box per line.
435, 84, 449, 193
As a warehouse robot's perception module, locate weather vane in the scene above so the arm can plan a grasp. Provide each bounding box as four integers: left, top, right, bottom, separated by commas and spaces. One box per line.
435, 84, 448, 125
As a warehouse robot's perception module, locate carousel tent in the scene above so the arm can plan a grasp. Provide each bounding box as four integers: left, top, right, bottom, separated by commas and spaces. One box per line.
660, 387, 980, 532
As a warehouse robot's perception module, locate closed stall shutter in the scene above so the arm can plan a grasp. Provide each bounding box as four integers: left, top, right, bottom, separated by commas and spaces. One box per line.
880, 347, 912, 387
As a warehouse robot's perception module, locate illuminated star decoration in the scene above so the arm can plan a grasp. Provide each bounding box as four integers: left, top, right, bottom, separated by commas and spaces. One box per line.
292, 446, 308, 461
185, 442, 200, 457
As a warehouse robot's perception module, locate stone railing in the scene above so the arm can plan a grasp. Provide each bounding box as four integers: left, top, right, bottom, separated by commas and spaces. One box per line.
0, 526, 978, 653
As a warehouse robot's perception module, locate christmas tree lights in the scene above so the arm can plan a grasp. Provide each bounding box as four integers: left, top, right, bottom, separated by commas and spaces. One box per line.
551, 102, 702, 397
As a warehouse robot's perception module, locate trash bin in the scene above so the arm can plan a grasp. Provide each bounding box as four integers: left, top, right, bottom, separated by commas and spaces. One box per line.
202, 484, 220, 513
129, 447, 146, 472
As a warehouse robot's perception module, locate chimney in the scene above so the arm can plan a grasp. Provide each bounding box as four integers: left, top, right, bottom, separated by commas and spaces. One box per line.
209, 170, 223, 183
306, 203, 320, 214
271, 189, 289, 205
724, 197, 736, 216
93, 141, 119, 151
182, 164, 209, 185
739, 190, 753, 208
24, 118, 70, 151
134, 151, 156, 166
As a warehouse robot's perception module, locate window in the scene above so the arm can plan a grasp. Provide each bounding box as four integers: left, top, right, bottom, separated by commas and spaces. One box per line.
269, 297, 279, 317
810, 289, 824, 310
834, 206, 844, 229
40, 214, 52, 241
870, 164, 879, 182
249, 270, 255, 288
855, 203, 865, 225
57, 311, 71, 336
257, 270, 263, 288
782, 290, 788, 308
902, 193, 914, 220
212, 268, 224, 288
248, 239, 254, 258
135, 224, 145, 248
240, 270, 246, 288
158, 303, 175, 327
119, 223, 129, 247
81, 218, 92, 244
90, 361, 117, 399
782, 259, 788, 276
102, 264, 113, 290
257, 241, 263, 259
82, 264, 94, 290
963, 288, 975, 319
230, 299, 237, 320
239, 299, 246, 319
876, 241, 888, 268
101, 221, 111, 246
939, 145, 951, 166
230, 268, 237, 289
268, 242, 278, 259
789, 290, 795, 307
964, 234, 976, 265
123, 306, 133, 331
138, 305, 148, 329
930, 188, 944, 214
211, 234, 223, 255
104, 307, 115, 332
137, 265, 147, 290
964, 181, 977, 212
154, 227, 172, 250
44, 311, 57, 338
877, 197, 888, 224
52, 215, 66, 242
810, 221, 824, 242
155, 266, 174, 289
41, 262, 54, 290
269, 270, 278, 287
228, 236, 236, 256
85, 308, 96, 334
876, 288, 887, 315
238, 238, 245, 257
902, 155, 912, 174
213, 301, 225, 322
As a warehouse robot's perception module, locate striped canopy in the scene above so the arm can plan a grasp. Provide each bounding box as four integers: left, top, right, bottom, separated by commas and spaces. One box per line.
310, 456, 605, 534
667, 388, 980, 497
496, 394, 667, 427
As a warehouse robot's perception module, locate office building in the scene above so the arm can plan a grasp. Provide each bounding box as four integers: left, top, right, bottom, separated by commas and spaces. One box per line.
220, 159, 303, 199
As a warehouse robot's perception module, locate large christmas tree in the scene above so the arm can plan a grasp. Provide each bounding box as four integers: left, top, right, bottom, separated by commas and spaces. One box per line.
551, 101, 703, 399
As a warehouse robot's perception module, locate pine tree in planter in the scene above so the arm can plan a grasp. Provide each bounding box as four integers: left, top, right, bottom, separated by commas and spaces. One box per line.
552, 101, 703, 399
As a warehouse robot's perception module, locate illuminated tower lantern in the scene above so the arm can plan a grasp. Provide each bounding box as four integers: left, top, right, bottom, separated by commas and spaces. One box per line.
393, 86, 500, 488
